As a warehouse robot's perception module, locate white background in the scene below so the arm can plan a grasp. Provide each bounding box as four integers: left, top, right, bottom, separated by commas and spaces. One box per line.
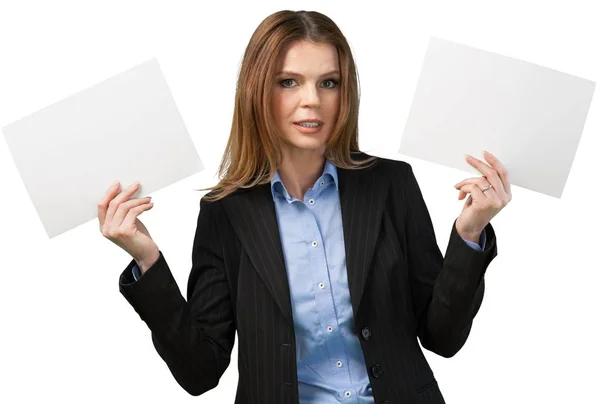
1, 0, 598, 402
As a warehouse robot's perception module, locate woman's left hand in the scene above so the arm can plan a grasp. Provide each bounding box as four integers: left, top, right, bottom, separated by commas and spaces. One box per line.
453, 151, 512, 243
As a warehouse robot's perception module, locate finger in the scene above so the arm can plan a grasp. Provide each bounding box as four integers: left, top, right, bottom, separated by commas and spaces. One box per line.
112, 197, 152, 227
455, 176, 490, 189
122, 202, 154, 229
483, 151, 511, 199
459, 183, 487, 202
465, 154, 506, 195
105, 182, 141, 225
97, 181, 121, 227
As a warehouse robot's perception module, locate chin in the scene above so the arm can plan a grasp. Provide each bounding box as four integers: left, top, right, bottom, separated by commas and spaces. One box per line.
284, 136, 328, 152
284, 128, 330, 148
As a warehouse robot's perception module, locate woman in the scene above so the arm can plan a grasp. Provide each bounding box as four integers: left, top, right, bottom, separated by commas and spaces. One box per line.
98, 10, 511, 404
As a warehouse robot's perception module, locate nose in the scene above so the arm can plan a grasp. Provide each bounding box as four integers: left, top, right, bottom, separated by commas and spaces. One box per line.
300, 84, 321, 108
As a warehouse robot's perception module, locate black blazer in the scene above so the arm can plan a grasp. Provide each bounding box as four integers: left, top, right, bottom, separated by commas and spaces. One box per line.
119, 153, 497, 404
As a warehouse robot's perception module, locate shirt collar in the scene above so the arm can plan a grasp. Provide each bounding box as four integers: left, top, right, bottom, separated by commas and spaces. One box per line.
270, 159, 339, 201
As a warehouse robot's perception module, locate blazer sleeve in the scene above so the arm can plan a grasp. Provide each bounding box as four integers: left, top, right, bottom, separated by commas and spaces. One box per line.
401, 163, 497, 358
118, 197, 235, 395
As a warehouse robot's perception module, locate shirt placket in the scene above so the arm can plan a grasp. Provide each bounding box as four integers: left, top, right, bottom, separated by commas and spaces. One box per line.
303, 190, 352, 382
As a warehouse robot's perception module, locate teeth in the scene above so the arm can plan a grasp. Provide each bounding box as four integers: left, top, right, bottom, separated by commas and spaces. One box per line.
297, 122, 320, 127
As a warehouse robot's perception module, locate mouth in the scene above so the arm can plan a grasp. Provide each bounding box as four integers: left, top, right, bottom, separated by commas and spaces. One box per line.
293, 120, 323, 129
293, 120, 323, 133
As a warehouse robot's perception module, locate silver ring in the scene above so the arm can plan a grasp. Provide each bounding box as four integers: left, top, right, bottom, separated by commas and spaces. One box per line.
481, 184, 493, 193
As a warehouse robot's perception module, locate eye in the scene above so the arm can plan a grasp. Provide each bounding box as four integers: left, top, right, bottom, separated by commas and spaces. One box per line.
278, 78, 340, 89
322, 79, 339, 89
280, 79, 297, 88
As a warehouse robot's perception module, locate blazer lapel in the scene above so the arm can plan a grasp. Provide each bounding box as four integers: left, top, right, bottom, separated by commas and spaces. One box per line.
337, 161, 389, 317
222, 184, 294, 325
221, 156, 389, 326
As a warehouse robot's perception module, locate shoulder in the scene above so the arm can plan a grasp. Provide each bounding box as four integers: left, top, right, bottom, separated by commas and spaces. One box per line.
353, 151, 413, 179
200, 186, 253, 207
355, 153, 421, 211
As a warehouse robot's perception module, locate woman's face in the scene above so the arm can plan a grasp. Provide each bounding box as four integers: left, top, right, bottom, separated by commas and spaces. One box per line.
271, 40, 341, 157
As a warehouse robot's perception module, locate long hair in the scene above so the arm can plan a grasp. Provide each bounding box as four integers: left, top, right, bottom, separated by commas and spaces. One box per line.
200, 10, 377, 202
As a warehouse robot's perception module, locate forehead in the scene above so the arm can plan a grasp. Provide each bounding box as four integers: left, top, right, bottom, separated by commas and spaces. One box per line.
277, 40, 339, 74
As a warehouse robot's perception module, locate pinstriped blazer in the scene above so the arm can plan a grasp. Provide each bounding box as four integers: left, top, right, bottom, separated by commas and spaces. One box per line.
119, 152, 498, 403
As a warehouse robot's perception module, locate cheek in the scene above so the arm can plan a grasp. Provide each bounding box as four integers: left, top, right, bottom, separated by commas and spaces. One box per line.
271, 93, 294, 124
325, 93, 341, 114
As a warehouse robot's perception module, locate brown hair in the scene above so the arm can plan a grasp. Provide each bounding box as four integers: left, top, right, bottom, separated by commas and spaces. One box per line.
199, 9, 377, 202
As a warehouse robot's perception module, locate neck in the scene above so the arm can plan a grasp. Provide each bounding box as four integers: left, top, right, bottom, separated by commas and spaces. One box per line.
278, 148, 326, 200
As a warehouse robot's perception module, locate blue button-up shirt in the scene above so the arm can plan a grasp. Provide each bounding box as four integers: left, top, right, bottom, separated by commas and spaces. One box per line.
132, 160, 485, 403
268, 160, 484, 403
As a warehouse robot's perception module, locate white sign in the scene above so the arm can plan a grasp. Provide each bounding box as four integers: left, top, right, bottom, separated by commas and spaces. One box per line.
2, 58, 204, 238
400, 37, 595, 198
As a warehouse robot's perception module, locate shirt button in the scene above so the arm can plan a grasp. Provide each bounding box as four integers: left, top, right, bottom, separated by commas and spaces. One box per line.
311, 240, 318, 247
327, 325, 334, 332
319, 282, 325, 289
344, 391, 352, 398
308, 199, 315, 205
336, 360, 343, 368
320, 181, 325, 186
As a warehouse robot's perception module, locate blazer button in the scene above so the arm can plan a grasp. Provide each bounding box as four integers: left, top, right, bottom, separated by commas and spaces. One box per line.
361, 326, 371, 340
371, 364, 383, 378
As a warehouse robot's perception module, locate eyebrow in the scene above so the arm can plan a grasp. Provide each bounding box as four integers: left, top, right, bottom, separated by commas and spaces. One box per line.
276, 70, 341, 77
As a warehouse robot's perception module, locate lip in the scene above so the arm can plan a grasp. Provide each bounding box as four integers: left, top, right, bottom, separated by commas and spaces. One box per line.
294, 119, 323, 124
293, 121, 323, 134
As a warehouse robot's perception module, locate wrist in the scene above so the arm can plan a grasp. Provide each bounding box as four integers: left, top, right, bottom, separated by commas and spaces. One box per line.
455, 219, 482, 244
136, 247, 160, 274
459, 230, 481, 244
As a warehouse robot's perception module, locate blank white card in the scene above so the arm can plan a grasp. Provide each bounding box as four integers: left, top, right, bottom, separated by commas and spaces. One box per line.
400, 37, 595, 198
2, 58, 204, 238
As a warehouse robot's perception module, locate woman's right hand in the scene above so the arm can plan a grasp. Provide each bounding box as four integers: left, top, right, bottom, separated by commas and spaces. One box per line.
97, 181, 159, 272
